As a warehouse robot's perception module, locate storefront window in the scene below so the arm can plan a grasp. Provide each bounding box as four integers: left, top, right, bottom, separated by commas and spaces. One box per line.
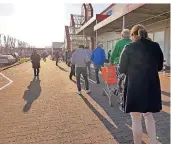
154, 31, 165, 55
148, 33, 153, 40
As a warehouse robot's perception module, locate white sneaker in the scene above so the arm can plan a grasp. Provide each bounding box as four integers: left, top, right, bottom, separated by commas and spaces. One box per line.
86, 90, 91, 94
78, 91, 82, 95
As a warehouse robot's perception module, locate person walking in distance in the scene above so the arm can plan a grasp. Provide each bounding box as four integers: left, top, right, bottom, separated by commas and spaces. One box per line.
84, 47, 92, 76
119, 24, 163, 144
91, 43, 106, 84
55, 50, 59, 66
71, 45, 91, 95
31, 50, 41, 77
108, 50, 111, 62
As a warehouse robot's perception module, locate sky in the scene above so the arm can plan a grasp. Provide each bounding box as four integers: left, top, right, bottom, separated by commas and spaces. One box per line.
0, 0, 110, 48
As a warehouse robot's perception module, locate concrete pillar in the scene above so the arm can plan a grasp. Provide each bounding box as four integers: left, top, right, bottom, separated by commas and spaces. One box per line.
95, 20, 98, 46
122, 16, 125, 29
164, 27, 170, 66
83, 29, 85, 46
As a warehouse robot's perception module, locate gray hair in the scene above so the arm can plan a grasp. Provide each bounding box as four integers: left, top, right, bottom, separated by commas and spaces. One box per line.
97, 43, 103, 47
121, 29, 130, 39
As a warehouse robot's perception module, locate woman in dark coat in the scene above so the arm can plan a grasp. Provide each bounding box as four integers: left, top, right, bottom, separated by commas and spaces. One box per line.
31, 50, 41, 77
119, 24, 163, 144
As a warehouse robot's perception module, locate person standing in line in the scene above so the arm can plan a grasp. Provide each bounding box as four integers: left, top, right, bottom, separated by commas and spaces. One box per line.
62, 50, 65, 62
108, 50, 111, 62
69, 49, 76, 80
31, 50, 41, 77
84, 46, 92, 76
110, 29, 132, 65
119, 24, 163, 144
91, 43, 106, 84
65, 50, 68, 64
71, 45, 91, 95
110, 29, 132, 81
55, 50, 59, 66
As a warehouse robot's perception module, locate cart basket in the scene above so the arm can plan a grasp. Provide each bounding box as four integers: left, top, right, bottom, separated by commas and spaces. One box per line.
101, 66, 117, 85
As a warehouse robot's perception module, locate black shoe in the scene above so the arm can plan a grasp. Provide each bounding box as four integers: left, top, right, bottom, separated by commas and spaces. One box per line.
69, 76, 72, 80
97, 81, 100, 84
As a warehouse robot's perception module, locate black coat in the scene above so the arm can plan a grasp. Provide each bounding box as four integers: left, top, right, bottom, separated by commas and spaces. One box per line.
119, 39, 163, 113
31, 53, 41, 68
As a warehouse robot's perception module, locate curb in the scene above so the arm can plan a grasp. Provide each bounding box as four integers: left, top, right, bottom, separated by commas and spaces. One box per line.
0, 58, 31, 72
0, 62, 21, 72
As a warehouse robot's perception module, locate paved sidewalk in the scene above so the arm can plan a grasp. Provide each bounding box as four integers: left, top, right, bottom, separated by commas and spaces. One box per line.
0, 60, 170, 144
60, 62, 170, 144
0, 60, 118, 144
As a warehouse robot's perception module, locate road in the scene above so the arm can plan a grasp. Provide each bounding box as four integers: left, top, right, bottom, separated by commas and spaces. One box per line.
0, 59, 170, 144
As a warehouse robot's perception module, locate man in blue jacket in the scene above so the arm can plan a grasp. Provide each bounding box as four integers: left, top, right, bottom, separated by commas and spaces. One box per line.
91, 43, 106, 84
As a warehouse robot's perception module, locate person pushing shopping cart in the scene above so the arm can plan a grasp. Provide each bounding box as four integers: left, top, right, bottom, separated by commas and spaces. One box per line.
110, 29, 132, 79
102, 29, 131, 108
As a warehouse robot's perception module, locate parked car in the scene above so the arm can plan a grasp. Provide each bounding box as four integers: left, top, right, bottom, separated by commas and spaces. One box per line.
0, 54, 16, 66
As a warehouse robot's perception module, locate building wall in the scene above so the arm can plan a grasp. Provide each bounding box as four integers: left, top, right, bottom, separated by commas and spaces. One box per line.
96, 19, 170, 65
146, 19, 170, 66
97, 31, 120, 57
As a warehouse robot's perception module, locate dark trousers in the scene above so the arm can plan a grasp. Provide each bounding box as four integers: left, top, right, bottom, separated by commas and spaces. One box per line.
75, 67, 89, 91
34, 68, 39, 76
94, 64, 101, 82
56, 58, 58, 66
69, 64, 75, 79
87, 62, 91, 75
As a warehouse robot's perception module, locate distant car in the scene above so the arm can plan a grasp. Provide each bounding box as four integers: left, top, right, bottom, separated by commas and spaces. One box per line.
0, 54, 16, 65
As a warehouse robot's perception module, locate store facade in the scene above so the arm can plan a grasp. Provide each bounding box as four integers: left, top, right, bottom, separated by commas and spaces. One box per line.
76, 4, 170, 66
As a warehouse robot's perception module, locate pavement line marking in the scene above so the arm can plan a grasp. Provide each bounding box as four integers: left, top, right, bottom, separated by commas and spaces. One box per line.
81, 78, 93, 84
88, 78, 96, 84
81, 77, 94, 84
90, 72, 95, 75
0, 73, 13, 91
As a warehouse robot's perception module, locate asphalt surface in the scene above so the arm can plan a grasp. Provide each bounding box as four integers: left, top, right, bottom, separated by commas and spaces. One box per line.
0, 59, 170, 144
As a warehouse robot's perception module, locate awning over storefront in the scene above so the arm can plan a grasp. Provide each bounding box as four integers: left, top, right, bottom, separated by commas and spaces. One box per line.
76, 14, 109, 36
94, 4, 170, 34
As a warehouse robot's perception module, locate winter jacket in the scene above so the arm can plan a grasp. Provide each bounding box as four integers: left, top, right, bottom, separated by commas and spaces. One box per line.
110, 38, 132, 65
91, 47, 106, 66
71, 48, 89, 67
119, 39, 163, 113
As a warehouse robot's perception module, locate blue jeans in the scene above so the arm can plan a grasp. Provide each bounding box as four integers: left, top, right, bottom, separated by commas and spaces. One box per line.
94, 64, 101, 82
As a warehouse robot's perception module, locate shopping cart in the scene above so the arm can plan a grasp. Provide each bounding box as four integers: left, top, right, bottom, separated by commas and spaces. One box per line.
101, 64, 125, 111
101, 65, 117, 107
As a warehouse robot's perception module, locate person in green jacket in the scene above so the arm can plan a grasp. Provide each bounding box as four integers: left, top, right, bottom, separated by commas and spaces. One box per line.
110, 29, 132, 65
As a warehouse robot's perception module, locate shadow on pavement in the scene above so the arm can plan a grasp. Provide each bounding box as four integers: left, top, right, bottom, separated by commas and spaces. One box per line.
161, 91, 170, 97
80, 94, 129, 143
80, 67, 170, 144
57, 63, 170, 143
23, 77, 41, 112
71, 79, 76, 84
57, 65, 68, 72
